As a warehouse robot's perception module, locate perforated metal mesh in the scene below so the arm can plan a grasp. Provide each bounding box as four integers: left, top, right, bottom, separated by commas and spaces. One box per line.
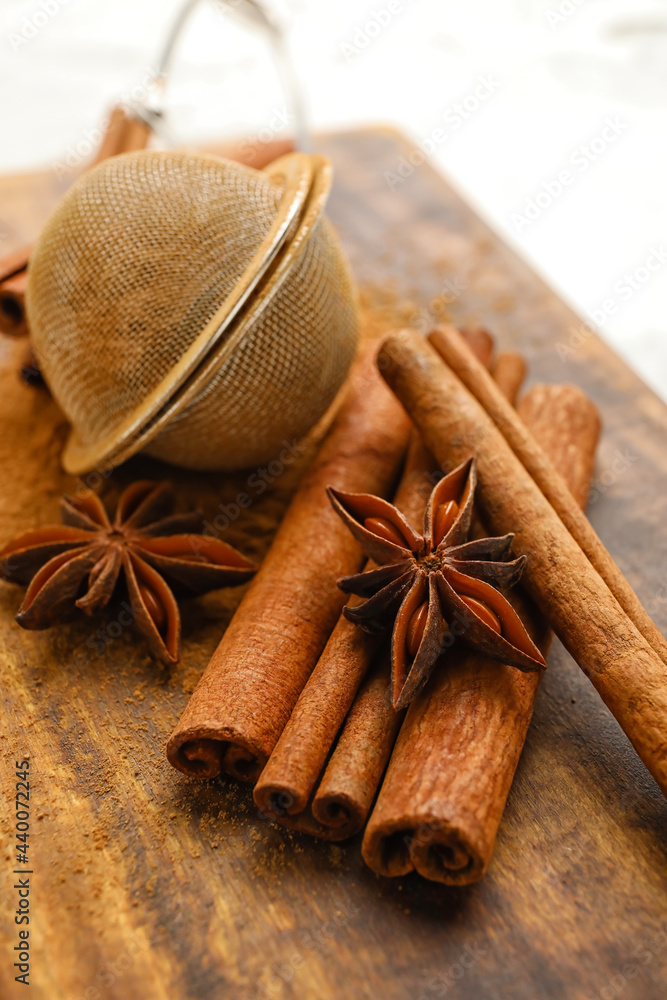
27, 149, 358, 471
145, 215, 357, 468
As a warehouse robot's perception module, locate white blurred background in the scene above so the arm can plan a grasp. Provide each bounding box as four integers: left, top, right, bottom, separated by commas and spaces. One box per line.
2, 0, 666, 398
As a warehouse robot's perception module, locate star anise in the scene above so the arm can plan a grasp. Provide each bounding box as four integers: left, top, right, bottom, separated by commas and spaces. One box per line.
0, 481, 256, 665
327, 457, 545, 709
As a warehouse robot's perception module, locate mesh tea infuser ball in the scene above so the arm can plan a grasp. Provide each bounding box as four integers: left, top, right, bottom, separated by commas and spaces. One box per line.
26, 148, 359, 473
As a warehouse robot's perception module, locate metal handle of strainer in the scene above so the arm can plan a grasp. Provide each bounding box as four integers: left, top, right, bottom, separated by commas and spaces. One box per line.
131, 0, 309, 153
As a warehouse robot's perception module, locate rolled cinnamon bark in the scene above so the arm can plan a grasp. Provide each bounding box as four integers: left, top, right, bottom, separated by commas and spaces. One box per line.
253, 434, 431, 831
518, 385, 598, 509
252, 612, 382, 822
91, 105, 153, 166
299, 354, 525, 836
363, 383, 600, 881
378, 330, 667, 796
228, 138, 296, 171
458, 326, 494, 370
166, 348, 412, 782
0, 246, 31, 287
429, 325, 667, 669
311, 656, 401, 835
0, 246, 31, 338
0, 248, 29, 285
490, 351, 526, 406
255, 651, 402, 842
254, 331, 495, 835
0, 270, 28, 338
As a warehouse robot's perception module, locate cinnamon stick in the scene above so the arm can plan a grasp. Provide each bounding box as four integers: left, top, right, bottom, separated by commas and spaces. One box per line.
363, 383, 600, 881
299, 349, 526, 843
166, 348, 412, 782
0, 246, 31, 338
254, 331, 494, 836
227, 138, 295, 171
254, 649, 401, 842
311, 656, 401, 835
252, 612, 382, 825
378, 330, 667, 796
457, 326, 494, 370
252, 435, 431, 833
91, 105, 153, 166
0, 270, 28, 337
0, 246, 31, 286
430, 325, 667, 669
490, 351, 527, 406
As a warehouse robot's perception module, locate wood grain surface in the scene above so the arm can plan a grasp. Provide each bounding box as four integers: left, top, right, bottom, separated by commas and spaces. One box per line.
1, 128, 666, 1000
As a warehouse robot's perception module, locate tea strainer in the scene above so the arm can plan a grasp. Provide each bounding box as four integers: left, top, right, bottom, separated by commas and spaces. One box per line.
25, 0, 359, 473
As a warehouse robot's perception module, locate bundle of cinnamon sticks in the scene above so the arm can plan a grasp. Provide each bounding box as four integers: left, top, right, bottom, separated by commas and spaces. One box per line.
166, 316, 667, 886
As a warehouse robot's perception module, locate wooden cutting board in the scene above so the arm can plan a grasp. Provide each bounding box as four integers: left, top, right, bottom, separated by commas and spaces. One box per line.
1, 128, 666, 1000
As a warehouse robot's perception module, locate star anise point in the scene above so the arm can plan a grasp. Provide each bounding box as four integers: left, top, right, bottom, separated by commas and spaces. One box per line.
329, 456, 545, 709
